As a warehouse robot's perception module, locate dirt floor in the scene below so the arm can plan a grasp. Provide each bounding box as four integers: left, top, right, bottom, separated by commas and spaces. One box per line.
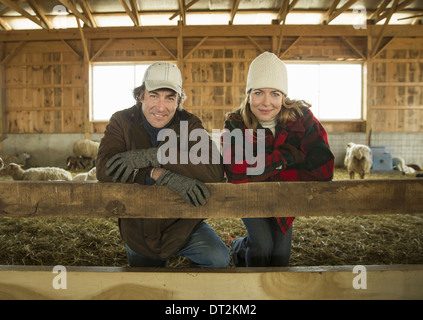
0, 167, 422, 267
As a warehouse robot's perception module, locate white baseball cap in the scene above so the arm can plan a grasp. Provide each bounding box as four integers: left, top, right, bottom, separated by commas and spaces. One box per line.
143, 62, 182, 95
246, 52, 288, 96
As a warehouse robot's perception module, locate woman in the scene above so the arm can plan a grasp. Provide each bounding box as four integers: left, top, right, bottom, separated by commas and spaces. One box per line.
223, 52, 334, 267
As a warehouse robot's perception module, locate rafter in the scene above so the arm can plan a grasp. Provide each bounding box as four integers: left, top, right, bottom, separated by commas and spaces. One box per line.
129, 0, 140, 26
0, 0, 45, 28
375, 0, 416, 23
322, 0, 340, 24
327, 0, 359, 24
169, 0, 200, 21
58, 0, 92, 27
78, 0, 97, 28
229, 0, 241, 25
277, 0, 299, 23
372, 0, 399, 57
27, 0, 53, 29
178, 0, 186, 25
118, 0, 137, 26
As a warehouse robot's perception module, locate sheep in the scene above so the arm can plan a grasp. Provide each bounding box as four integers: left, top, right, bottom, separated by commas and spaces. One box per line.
344, 142, 373, 179
0, 163, 72, 181
72, 167, 97, 182
72, 139, 100, 168
392, 157, 416, 175
0, 157, 3, 169
0, 152, 30, 166
66, 156, 86, 170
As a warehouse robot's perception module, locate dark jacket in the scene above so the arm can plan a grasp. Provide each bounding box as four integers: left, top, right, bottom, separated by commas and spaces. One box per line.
96, 104, 224, 260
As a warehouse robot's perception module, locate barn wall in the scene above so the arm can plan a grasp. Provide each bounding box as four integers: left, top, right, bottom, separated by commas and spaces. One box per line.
1, 26, 422, 167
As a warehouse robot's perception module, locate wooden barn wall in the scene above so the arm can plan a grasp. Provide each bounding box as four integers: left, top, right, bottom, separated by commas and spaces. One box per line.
371, 37, 423, 132
1, 30, 422, 136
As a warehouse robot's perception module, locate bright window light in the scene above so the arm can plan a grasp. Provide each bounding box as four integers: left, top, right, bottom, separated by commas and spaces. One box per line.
92, 64, 150, 121
286, 63, 362, 120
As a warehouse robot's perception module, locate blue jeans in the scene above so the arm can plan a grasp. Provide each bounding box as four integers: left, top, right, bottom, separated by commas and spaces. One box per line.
231, 218, 293, 267
126, 221, 230, 268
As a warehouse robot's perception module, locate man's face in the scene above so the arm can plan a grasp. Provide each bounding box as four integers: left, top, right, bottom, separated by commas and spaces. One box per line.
140, 88, 178, 128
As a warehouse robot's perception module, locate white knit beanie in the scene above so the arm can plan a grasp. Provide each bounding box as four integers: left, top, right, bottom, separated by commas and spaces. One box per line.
246, 52, 288, 96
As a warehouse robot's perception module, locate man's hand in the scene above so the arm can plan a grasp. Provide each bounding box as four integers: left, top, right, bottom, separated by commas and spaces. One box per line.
156, 170, 210, 207
106, 148, 160, 182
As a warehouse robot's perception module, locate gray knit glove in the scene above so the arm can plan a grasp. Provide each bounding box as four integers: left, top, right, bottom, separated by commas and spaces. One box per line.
156, 170, 210, 207
106, 148, 160, 182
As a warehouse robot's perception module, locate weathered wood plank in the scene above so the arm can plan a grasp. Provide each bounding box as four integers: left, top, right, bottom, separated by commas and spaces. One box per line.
1, 264, 422, 300
0, 180, 422, 218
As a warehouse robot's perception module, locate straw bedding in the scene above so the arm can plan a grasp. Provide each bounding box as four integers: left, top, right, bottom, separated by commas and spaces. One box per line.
0, 168, 422, 267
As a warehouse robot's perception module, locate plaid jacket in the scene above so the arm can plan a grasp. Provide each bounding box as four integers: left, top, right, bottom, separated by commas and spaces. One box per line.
222, 107, 334, 234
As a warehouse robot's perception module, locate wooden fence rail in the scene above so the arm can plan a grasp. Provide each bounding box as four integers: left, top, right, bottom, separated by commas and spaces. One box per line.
1, 179, 423, 300
1, 179, 422, 218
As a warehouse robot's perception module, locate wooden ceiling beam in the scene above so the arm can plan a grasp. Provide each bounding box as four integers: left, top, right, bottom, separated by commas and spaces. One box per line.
1, 25, 422, 42
322, 0, 340, 24
58, 0, 92, 27
0, 0, 45, 28
178, 0, 186, 25
27, 0, 53, 29
129, 0, 140, 26
78, 0, 97, 28
372, 0, 399, 57
375, 0, 416, 23
328, 0, 359, 23
229, 0, 241, 25
118, 0, 138, 26
169, 0, 199, 21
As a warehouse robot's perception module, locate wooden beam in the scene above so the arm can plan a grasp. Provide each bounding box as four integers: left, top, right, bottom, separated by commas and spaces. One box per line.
118, 0, 138, 26
0, 41, 26, 65
183, 36, 207, 59
178, 0, 186, 25
247, 36, 265, 53
27, 0, 53, 29
58, 0, 92, 27
129, 0, 140, 26
1, 25, 422, 42
339, 36, 366, 59
229, 0, 241, 25
322, 0, 341, 24
328, 0, 359, 23
154, 37, 177, 60
0, 180, 422, 219
279, 36, 302, 58
78, 0, 97, 28
60, 39, 82, 59
169, 0, 200, 21
375, 0, 416, 23
90, 38, 114, 61
372, 0, 399, 58
0, 0, 44, 28
1, 264, 422, 300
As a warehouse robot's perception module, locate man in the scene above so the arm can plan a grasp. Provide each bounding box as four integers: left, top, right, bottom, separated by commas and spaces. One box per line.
96, 62, 229, 268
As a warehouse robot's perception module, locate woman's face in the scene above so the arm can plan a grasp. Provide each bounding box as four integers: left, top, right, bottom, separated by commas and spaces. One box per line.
249, 88, 283, 122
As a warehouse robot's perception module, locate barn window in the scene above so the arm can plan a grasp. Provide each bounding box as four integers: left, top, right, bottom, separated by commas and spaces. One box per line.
91, 64, 150, 121
285, 63, 363, 120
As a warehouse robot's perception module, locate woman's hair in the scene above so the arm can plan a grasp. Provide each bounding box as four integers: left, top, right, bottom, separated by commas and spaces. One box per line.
133, 84, 186, 110
227, 90, 311, 131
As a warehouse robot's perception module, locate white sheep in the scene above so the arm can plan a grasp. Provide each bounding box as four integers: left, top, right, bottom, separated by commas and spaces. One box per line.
0, 163, 72, 181
73, 139, 99, 168
344, 142, 373, 179
72, 167, 97, 182
0, 152, 30, 166
392, 157, 416, 175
